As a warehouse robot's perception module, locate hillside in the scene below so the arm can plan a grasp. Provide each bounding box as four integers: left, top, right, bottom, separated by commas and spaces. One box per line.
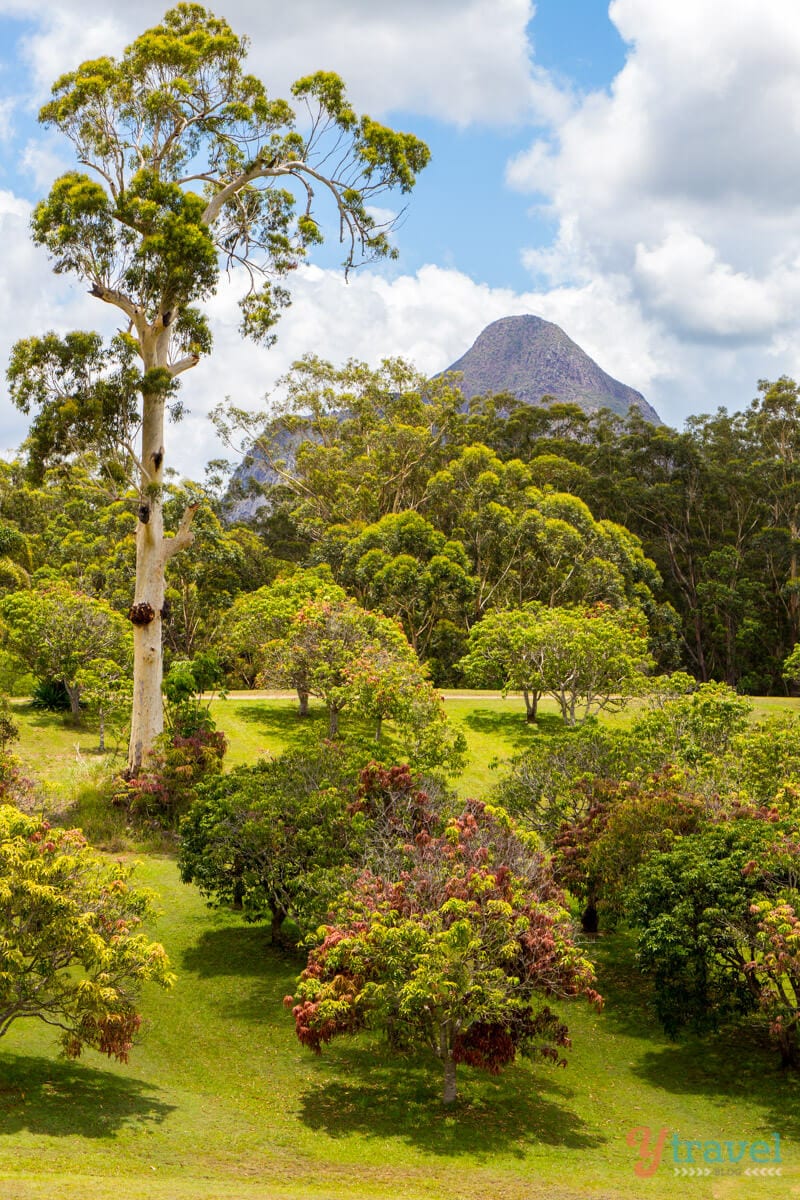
444, 314, 661, 421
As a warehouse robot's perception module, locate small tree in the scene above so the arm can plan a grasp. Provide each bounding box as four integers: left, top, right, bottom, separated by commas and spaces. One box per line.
0, 583, 130, 718
220, 567, 345, 701
179, 747, 364, 943
286, 801, 601, 1104
538, 605, 653, 726
0, 805, 173, 1059
259, 597, 415, 737
9, 4, 429, 772
342, 638, 466, 775
458, 604, 549, 721
75, 656, 133, 752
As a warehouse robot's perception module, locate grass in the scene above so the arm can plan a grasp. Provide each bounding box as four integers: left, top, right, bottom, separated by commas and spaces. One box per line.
0, 856, 798, 1200
4, 691, 800, 1198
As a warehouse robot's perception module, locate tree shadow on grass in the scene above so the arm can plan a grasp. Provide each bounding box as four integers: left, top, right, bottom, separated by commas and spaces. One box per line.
460, 708, 563, 752
587, 932, 800, 1142
182, 923, 279, 978
227, 702, 328, 750
582, 931, 666, 1040
633, 1034, 800, 1142
180, 925, 301, 1023
0, 1053, 174, 1138
298, 1043, 603, 1158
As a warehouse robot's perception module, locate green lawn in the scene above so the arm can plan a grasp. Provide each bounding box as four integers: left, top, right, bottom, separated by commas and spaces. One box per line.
0, 854, 798, 1200
3, 692, 800, 1199
12, 689, 800, 807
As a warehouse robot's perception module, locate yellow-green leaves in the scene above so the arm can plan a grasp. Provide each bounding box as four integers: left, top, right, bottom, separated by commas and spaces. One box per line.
0, 806, 173, 1060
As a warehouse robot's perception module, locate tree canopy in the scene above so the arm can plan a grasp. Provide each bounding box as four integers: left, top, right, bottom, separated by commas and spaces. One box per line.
0, 805, 173, 1060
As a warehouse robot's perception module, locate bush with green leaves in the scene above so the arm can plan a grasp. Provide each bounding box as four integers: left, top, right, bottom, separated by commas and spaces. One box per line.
116, 654, 226, 826
628, 816, 800, 1067
179, 746, 369, 943
0, 805, 173, 1060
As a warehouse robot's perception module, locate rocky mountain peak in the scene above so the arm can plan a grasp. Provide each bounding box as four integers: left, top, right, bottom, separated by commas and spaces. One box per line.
444, 314, 660, 422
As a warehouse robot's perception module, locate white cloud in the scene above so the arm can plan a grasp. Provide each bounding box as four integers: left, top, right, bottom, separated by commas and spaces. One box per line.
634, 228, 783, 340
0, 0, 555, 127
0, 191, 120, 456
505, 0, 800, 418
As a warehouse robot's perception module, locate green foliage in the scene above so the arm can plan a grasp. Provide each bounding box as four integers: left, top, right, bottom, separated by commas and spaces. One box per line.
492, 722, 630, 838
287, 799, 601, 1104
32, 5, 428, 341
0, 805, 173, 1059
7, 333, 143, 483
163, 651, 225, 737
257, 596, 464, 760
332, 510, 476, 669
75, 657, 133, 751
629, 818, 800, 1064
463, 603, 653, 727
631, 679, 752, 771
179, 747, 363, 942
0, 583, 131, 717
31, 678, 72, 712
116, 652, 227, 825
219, 566, 345, 687
459, 603, 549, 721
214, 357, 464, 537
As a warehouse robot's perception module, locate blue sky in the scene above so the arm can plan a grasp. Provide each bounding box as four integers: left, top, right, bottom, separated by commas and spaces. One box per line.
0, 0, 797, 472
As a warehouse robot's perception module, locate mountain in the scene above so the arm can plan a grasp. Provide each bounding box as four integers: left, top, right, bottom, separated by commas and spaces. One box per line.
443, 314, 661, 422
225, 314, 659, 522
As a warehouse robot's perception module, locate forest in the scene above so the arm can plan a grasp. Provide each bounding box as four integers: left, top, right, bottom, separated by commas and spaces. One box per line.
1, 6, 799, 1200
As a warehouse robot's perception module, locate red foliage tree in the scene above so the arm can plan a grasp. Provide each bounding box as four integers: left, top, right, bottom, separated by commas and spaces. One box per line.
286, 799, 601, 1104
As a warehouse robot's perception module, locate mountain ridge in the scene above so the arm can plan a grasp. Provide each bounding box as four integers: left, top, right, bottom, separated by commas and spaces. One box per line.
443, 314, 660, 422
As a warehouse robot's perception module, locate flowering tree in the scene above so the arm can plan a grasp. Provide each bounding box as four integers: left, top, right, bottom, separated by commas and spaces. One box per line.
286, 800, 601, 1104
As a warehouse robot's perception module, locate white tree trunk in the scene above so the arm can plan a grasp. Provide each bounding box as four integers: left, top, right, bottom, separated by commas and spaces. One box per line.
128, 387, 167, 774
126, 351, 199, 773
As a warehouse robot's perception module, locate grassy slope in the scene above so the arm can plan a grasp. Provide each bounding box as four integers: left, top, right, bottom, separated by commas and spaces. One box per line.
2, 693, 800, 1199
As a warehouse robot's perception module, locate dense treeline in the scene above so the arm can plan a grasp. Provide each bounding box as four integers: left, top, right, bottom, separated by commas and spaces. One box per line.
2, 362, 799, 696
219, 360, 800, 692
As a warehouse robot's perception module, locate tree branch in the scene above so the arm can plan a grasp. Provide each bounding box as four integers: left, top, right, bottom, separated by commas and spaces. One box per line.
162, 502, 200, 562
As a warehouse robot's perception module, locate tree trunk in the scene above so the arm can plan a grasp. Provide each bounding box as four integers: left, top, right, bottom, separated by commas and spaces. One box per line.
127, 362, 198, 773
442, 1054, 457, 1105
375, 714, 383, 741
297, 689, 310, 717
270, 906, 287, 945
581, 900, 599, 933
328, 705, 340, 738
776, 1025, 800, 1070
128, 389, 167, 774
65, 682, 82, 719
98, 709, 105, 753
523, 687, 538, 722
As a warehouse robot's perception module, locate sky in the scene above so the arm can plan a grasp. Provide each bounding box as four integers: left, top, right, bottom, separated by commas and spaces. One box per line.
0, 0, 798, 474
